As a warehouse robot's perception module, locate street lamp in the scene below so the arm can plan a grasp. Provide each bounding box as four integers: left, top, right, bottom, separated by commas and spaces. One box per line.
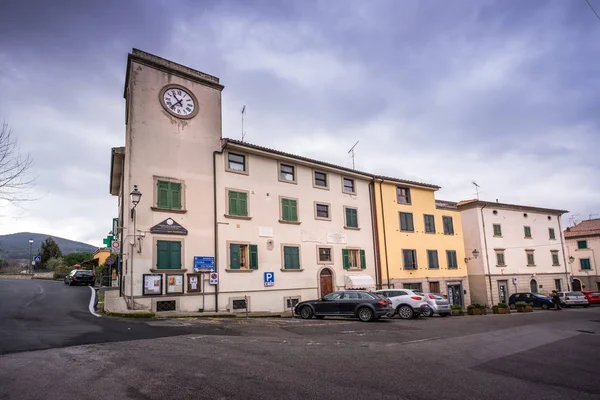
130, 185, 142, 219
28, 238, 33, 274
569, 256, 575, 264
129, 185, 142, 310
464, 249, 480, 264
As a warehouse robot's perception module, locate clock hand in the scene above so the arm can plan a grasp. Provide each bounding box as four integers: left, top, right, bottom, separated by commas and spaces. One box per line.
170, 98, 183, 109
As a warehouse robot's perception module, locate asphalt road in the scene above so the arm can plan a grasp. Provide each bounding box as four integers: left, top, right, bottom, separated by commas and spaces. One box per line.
1, 279, 600, 400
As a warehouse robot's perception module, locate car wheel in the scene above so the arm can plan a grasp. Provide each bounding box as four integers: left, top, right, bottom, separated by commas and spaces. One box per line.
300, 306, 313, 319
358, 307, 374, 322
421, 306, 433, 317
397, 305, 414, 319
541, 304, 549, 310
509, 304, 516, 310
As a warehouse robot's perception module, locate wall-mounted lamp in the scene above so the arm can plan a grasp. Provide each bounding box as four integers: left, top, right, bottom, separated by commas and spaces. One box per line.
464, 249, 480, 264
130, 185, 142, 219
568, 256, 575, 264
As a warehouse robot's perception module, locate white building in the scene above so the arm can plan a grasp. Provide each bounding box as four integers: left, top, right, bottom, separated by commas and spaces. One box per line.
457, 200, 569, 306
564, 218, 600, 291
108, 49, 377, 313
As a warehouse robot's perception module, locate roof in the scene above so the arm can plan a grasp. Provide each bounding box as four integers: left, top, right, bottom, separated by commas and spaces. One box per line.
564, 218, 600, 239
223, 138, 441, 189
456, 199, 568, 216
109, 147, 125, 196
436, 200, 458, 210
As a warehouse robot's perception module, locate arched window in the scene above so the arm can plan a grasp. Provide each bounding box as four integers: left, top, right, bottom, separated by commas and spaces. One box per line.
530, 279, 538, 293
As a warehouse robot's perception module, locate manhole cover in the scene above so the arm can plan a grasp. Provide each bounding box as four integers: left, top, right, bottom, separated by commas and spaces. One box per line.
576, 330, 595, 334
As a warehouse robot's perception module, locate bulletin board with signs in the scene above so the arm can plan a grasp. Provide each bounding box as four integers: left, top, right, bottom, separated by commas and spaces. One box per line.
166, 274, 184, 294
187, 274, 202, 293
143, 274, 162, 296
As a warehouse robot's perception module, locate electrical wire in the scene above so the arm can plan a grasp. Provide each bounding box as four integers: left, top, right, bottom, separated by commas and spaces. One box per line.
585, 0, 600, 22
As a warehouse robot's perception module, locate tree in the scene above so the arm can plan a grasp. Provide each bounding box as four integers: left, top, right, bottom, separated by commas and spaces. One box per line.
45, 257, 65, 271
63, 252, 93, 267
0, 121, 35, 206
38, 237, 62, 266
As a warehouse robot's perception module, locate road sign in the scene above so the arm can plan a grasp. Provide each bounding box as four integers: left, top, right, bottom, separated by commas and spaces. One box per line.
264, 272, 274, 287
111, 241, 120, 251
194, 256, 215, 272
106, 258, 115, 265
209, 273, 218, 285
33, 256, 41, 262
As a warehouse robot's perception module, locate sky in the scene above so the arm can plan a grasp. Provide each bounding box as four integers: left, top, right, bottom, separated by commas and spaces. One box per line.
0, 0, 599, 247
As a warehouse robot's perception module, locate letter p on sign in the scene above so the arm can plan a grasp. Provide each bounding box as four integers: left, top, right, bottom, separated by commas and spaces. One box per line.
264, 272, 274, 287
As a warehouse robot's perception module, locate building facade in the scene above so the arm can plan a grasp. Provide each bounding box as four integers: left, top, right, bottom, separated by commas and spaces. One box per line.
458, 200, 569, 306
373, 180, 471, 306
564, 219, 600, 291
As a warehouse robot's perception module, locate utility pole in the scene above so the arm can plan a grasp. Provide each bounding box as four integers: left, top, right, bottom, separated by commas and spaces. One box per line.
28, 238, 33, 274
241, 105, 246, 142
348, 141, 359, 170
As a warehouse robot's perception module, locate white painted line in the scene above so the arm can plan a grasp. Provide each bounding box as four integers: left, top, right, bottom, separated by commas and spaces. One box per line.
402, 337, 441, 344
88, 286, 101, 317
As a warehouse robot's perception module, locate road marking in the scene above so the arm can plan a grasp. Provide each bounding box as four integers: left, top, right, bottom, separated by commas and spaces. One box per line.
402, 337, 441, 344
88, 287, 101, 318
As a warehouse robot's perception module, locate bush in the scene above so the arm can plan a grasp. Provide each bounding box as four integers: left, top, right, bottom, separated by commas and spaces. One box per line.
496, 303, 508, 308
53, 265, 73, 280
467, 303, 485, 310
450, 304, 463, 311
46, 257, 65, 271
514, 301, 531, 307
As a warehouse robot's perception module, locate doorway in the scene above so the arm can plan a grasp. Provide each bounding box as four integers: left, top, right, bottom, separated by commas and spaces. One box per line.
319, 268, 333, 297
498, 280, 509, 304
530, 279, 538, 293
447, 283, 463, 306
572, 279, 582, 291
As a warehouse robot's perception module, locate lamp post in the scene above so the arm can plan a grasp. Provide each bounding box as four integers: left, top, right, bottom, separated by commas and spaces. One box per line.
28, 238, 33, 274
129, 185, 142, 310
464, 249, 480, 264
568, 256, 575, 291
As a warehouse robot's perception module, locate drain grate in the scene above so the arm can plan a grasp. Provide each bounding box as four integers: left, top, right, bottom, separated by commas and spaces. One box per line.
576, 330, 595, 334
156, 300, 176, 312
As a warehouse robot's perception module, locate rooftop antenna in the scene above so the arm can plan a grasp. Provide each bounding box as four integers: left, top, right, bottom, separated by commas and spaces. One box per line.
589, 213, 599, 220
569, 214, 580, 226
241, 105, 246, 142
348, 141, 359, 170
472, 181, 480, 200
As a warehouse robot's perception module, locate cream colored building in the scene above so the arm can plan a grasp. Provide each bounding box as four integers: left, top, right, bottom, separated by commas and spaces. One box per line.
458, 200, 569, 306
109, 49, 377, 313
564, 218, 600, 291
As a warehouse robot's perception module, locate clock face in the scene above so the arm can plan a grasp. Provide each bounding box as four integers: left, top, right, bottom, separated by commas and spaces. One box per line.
161, 85, 197, 118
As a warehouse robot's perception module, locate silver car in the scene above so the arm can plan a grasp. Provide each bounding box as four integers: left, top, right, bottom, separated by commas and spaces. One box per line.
558, 291, 590, 308
419, 292, 451, 317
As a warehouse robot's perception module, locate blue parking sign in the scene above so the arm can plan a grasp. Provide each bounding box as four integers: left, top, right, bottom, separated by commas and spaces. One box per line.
264, 272, 274, 287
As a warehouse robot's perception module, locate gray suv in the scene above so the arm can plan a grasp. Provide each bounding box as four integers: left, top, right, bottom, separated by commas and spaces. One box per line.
419, 292, 451, 317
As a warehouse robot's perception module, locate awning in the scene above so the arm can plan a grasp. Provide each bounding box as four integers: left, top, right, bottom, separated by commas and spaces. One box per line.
345, 274, 376, 290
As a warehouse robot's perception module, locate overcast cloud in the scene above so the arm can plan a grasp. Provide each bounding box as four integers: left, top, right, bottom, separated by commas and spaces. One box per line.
0, 0, 599, 247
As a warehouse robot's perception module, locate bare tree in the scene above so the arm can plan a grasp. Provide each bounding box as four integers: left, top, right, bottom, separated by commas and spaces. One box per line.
0, 121, 35, 205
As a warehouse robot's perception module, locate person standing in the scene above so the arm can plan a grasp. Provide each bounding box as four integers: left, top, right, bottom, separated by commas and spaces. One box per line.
551, 290, 562, 310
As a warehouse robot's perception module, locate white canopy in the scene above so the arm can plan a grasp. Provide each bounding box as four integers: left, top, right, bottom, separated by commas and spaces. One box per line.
345, 274, 376, 290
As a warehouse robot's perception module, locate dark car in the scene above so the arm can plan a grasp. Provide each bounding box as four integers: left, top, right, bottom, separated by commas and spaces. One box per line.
508, 292, 553, 309
64, 269, 96, 286
294, 291, 393, 322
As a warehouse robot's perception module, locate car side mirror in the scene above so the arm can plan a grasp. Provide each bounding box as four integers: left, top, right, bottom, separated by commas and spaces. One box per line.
321, 297, 327, 301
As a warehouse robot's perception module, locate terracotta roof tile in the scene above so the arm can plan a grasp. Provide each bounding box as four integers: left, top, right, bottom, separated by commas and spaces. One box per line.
564, 218, 600, 238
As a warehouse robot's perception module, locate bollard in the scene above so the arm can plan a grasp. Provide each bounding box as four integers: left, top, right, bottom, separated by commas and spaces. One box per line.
245, 295, 249, 319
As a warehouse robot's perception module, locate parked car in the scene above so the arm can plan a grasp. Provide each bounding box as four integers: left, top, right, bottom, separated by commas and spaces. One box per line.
419, 292, 451, 317
64, 269, 96, 286
557, 291, 590, 308
294, 291, 393, 322
508, 293, 554, 309
581, 290, 600, 305
374, 289, 428, 319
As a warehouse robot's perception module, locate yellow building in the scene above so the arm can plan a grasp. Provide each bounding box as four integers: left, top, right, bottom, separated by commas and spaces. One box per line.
373, 178, 471, 306
93, 248, 112, 266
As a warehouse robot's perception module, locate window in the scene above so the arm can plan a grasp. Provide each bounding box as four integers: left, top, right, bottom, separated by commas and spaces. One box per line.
443, 216, 454, 235
526, 250, 535, 266
228, 190, 248, 217
315, 203, 330, 220
447, 250, 458, 269
429, 281, 441, 294
280, 198, 298, 222
227, 152, 246, 172
279, 163, 296, 182
400, 212, 414, 232
156, 240, 182, 270
577, 240, 588, 249
496, 250, 506, 266
554, 279, 562, 291
580, 258, 592, 270
318, 247, 332, 263
402, 249, 417, 270
283, 246, 301, 270
551, 251, 560, 266
345, 207, 359, 228
524, 226, 532, 238
314, 171, 328, 188
229, 243, 258, 270
403, 283, 422, 291
157, 180, 182, 210
424, 214, 436, 233
427, 250, 439, 269
396, 187, 411, 204
342, 178, 355, 194
285, 297, 300, 309
549, 228, 556, 240
493, 224, 502, 237
342, 248, 366, 270
324, 292, 343, 300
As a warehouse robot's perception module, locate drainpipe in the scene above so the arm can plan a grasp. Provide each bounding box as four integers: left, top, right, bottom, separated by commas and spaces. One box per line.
369, 180, 382, 289
480, 204, 494, 305
378, 180, 391, 288
557, 215, 571, 291
213, 145, 225, 312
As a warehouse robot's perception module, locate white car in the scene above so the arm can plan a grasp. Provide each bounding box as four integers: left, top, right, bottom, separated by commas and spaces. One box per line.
375, 289, 428, 319
557, 291, 590, 308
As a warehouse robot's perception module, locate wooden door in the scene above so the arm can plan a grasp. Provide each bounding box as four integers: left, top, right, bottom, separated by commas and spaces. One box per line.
320, 269, 333, 297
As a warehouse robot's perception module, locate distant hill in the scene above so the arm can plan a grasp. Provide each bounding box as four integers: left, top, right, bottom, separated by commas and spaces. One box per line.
0, 232, 97, 260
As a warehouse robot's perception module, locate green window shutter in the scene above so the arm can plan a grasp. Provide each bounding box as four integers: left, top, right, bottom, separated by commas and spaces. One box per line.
290, 200, 298, 222
238, 192, 248, 216
428, 250, 438, 269
403, 250, 413, 269
407, 213, 414, 231
494, 224, 502, 236
578, 240, 587, 249
170, 182, 182, 210
249, 244, 258, 269
549, 229, 555, 240
447, 251, 457, 269
157, 181, 169, 208
581, 259, 591, 270
552, 253, 559, 265
400, 213, 406, 230
346, 208, 358, 228
524, 226, 531, 238
281, 199, 289, 221
497, 253, 505, 265
228, 191, 238, 215
291, 247, 300, 269
527, 253, 535, 265
360, 249, 366, 269
229, 244, 241, 269
169, 241, 181, 269
157, 240, 169, 269
284, 246, 300, 269
342, 249, 350, 270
